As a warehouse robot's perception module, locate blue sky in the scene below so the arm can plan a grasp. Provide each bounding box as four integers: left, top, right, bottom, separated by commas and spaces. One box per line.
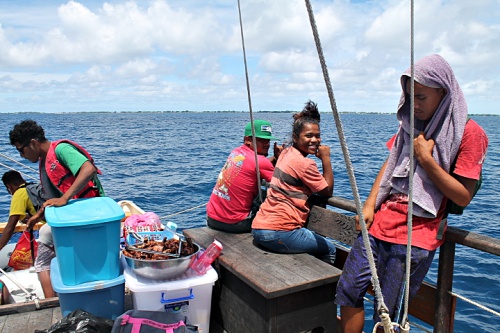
0, 0, 499, 114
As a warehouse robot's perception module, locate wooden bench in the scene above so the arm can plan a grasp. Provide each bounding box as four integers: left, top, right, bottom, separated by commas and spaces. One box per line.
184, 226, 343, 333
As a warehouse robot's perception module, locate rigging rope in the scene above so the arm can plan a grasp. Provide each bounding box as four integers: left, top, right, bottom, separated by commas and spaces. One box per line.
401, 0, 416, 331
0, 152, 39, 181
0, 162, 38, 181
159, 203, 207, 220
449, 291, 500, 317
237, 0, 263, 203
303, 1, 393, 331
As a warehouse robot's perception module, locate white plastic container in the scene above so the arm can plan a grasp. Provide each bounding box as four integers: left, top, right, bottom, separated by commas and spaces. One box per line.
122, 257, 218, 333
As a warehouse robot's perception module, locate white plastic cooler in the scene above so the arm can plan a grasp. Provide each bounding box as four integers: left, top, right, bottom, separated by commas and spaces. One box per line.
122, 257, 218, 333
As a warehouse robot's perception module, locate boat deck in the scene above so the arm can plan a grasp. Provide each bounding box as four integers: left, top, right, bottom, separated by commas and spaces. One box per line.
0, 292, 134, 333
0, 306, 61, 333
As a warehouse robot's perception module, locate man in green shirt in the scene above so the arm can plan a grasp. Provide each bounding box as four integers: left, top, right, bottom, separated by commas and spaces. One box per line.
9, 119, 104, 298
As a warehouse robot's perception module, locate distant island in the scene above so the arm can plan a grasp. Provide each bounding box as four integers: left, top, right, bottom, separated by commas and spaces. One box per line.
2, 110, 497, 116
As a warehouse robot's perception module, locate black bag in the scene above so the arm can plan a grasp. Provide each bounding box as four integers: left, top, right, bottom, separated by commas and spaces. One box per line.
34, 309, 114, 333
22, 182, 49, 211
111, 310, 198, 333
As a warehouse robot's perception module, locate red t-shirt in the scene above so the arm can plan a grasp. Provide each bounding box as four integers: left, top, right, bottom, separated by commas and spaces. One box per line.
369, 119, 488, 250
206, 145, 274, 224
252, 146, 329, 231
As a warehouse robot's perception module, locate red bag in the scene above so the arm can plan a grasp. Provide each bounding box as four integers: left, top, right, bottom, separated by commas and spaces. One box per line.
8, 230, 38, 270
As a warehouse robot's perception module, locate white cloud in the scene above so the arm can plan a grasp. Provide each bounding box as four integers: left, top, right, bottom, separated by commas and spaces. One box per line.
116, 59, 158, 77
259, 51, 318, 73
0, 0, 498, 113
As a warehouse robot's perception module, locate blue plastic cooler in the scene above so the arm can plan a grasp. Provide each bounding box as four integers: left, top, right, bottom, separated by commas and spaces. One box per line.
51, 259, 125, 319
46, 197, 125, 285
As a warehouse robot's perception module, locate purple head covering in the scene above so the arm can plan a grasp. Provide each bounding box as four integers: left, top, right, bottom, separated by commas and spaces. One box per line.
375, 54, 468, 218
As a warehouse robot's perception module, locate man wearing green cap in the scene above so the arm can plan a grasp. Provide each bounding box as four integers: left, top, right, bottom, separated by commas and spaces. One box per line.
206, 120, 283, 233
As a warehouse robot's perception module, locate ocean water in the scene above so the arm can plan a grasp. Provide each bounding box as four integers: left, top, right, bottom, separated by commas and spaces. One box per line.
0, 112, 498, 332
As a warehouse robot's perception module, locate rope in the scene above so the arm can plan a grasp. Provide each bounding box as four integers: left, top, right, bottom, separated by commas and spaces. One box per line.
237, 0, 263, 203
0, 153, 39, 181
0, 266, 39, 302
401, 0, 415, 330
0, 153, 38, 173
303, 0, 392, 329
159, 203, 206, 219
365, 296, 430, 333
449, 291, 500, 317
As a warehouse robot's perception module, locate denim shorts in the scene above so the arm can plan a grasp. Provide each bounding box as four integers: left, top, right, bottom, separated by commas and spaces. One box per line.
252, 228, 336, 264
335, 234, 435, 324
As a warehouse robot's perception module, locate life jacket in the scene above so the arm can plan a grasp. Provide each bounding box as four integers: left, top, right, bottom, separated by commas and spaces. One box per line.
42, 140, 102, 199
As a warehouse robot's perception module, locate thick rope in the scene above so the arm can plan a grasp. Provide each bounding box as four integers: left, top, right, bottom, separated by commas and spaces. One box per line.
303, 1, 392, 329
237, 0, 263, 203
401, 1, 415, 330
365, 296, 430, 333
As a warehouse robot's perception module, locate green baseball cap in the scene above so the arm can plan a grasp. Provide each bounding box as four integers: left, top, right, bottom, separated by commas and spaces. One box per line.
244, 120, 277, 140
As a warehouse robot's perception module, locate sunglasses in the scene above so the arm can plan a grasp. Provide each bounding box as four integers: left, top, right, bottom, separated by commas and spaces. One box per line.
16, 141, 31, 154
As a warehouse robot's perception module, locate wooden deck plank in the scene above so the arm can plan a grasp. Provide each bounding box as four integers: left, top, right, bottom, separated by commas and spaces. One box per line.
25, 309, 54, 333
2, 312, 31, 333
185, 227, 342, 299
0, 291, 134, 333
0, 314, 6, 332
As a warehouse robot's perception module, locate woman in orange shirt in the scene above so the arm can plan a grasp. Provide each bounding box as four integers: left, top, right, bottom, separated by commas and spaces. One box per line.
251, 101, 336, 264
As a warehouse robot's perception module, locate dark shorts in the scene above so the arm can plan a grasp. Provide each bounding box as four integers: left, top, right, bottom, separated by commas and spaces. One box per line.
206, 190, 266, 234
206, 216, 252, 233
335, 234, 435, 324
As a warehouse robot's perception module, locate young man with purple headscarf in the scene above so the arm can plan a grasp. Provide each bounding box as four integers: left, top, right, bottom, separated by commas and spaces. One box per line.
335, 54, 489, 332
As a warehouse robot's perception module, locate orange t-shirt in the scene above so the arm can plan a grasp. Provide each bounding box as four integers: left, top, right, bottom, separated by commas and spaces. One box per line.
252, 146, 328, 231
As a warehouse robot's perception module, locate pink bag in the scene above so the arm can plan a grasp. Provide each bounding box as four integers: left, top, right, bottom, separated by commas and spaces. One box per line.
123, 212, 162, 238
111, 310, 198, 333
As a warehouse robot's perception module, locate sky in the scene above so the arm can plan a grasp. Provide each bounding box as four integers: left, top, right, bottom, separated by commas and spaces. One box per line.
0, 0, 499, 114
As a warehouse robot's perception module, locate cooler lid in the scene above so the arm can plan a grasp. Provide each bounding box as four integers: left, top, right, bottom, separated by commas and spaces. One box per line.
46, 197, 125, 227
50, 258, 124, 292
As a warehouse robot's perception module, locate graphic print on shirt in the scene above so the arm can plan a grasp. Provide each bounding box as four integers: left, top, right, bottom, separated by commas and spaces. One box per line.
212, 151, 246, 201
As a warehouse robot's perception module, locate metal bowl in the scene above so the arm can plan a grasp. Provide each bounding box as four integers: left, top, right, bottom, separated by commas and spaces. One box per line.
123, 242, 200, 280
